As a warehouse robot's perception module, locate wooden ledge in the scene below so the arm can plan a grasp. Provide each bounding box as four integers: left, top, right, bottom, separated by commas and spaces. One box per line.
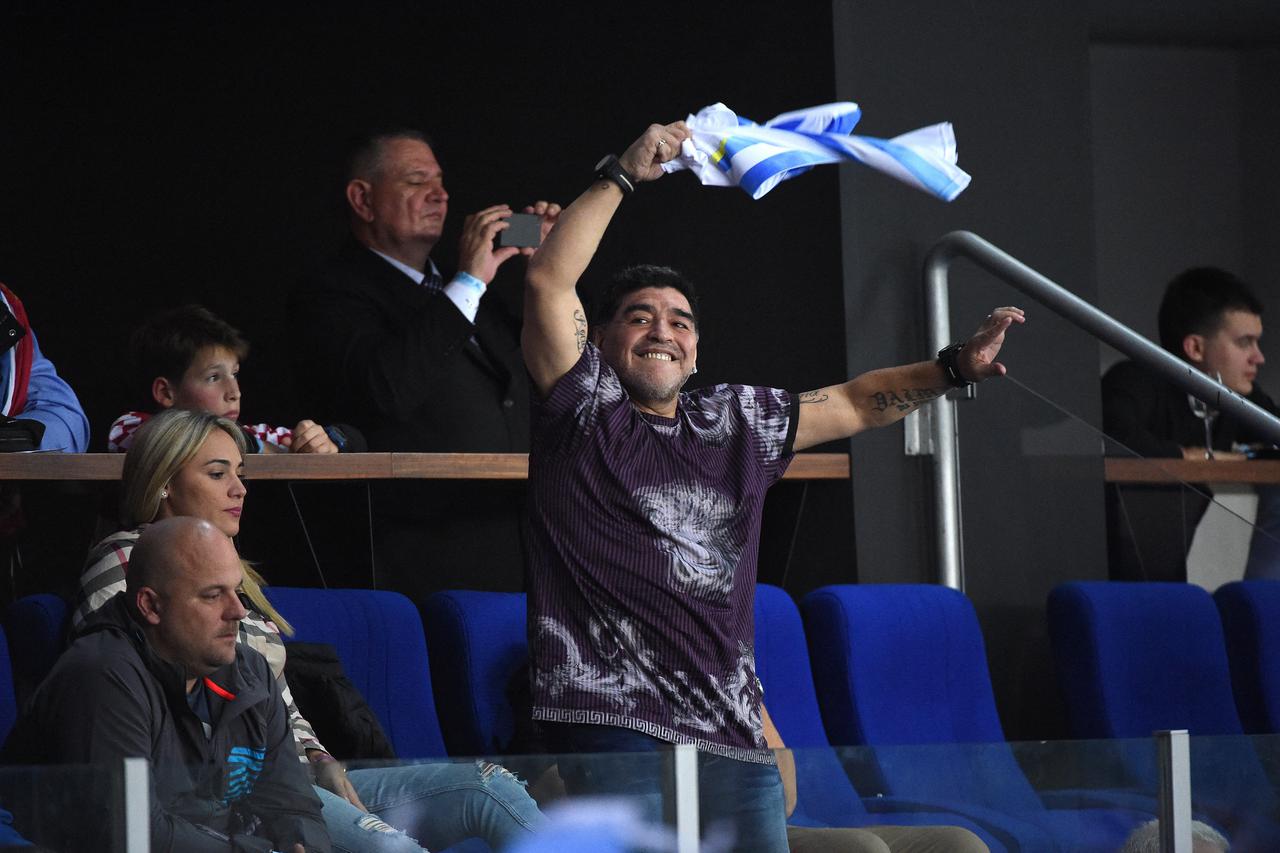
1105, 458, 1280, 484
0, 452, 852, 482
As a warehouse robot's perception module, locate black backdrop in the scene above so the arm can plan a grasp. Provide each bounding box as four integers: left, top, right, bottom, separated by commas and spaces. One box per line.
0, 6, 856, 597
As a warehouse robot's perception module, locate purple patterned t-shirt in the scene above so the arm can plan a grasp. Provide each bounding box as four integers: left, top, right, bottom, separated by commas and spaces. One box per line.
528, 343, 797, 762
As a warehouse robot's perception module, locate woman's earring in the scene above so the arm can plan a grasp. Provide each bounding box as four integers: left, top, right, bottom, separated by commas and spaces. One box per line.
160, 490, 169, 499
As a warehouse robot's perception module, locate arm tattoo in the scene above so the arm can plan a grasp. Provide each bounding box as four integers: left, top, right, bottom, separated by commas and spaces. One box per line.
868, 386, 947, 413
799, 390, 829, 404
573, 309, 587, 353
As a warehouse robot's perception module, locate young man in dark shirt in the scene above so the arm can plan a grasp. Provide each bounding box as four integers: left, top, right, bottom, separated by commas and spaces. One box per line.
1102, 267, 1278, 580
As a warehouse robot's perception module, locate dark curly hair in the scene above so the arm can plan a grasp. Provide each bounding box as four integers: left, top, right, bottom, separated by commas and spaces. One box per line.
591, 264, 700, 331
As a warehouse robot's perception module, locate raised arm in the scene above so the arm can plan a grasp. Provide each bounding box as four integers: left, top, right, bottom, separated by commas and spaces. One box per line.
793, 307, 1025, 451
522, 121, 690, 396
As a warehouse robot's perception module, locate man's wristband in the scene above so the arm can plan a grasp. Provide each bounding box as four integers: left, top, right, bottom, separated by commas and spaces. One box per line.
936, 343, 973, 388
593, 154, 635, 195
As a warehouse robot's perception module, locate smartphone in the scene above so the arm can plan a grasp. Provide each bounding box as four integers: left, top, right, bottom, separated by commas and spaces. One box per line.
495, 213, 542, 249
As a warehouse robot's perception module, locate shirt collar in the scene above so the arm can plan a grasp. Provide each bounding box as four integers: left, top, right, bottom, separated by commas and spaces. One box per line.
369, 248, 441, 288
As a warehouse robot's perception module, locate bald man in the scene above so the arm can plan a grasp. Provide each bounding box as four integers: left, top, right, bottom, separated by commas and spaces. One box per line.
6, 518, 330, 853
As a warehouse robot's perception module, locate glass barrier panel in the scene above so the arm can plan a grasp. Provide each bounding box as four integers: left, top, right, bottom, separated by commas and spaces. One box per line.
338, 738, 1252, 853
0, 734, 1265, 851
1186, 733, 1280, 850
345, 753, 679, 853
0, 763, 124, 851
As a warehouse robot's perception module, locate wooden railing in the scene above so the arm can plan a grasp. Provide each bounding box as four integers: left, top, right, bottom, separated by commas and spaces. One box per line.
0, 452, 852, 481
9, 454, 1280, 485
1104, 458, 1280, 484
10, 454, 1280, 484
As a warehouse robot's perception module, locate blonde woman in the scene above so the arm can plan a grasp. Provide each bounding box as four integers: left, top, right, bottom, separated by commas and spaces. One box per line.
75, 409, 544, 853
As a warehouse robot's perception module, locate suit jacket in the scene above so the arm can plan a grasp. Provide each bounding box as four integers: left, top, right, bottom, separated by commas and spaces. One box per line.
290, 240, 529, 454
288, 241, 530, 595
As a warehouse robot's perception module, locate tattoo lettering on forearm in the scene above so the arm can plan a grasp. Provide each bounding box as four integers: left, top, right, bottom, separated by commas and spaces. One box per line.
573, 310, 587, 353
799, 391, 829, 404
868, 386, 948, 413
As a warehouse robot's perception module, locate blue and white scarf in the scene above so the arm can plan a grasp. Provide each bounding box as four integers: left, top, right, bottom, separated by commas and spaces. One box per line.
661, 102, 970, 202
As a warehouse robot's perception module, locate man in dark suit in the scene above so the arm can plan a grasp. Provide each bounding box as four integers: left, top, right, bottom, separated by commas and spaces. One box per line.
289, 129, 558, 597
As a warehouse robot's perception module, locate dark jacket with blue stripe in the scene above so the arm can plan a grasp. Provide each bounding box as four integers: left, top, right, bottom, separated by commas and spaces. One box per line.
4, 593, 330, 852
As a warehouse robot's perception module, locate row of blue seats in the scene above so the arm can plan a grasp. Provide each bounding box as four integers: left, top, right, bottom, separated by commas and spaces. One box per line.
1, 582, 1278, 851
426, 582, 1280, 851
1051, 580, 1280, 739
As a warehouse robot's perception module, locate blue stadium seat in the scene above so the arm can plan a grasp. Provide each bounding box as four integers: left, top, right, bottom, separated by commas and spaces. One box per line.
422, 590, 528, 757
264, 587, 448, 759
1213, 580, 1280, 734
753, 584, 1020, 851
803, 583, 1149, 853
0, 625, 19, 746
3, 594, 67, 708
1048, 581, 1280, 848
0, 623, 33, 848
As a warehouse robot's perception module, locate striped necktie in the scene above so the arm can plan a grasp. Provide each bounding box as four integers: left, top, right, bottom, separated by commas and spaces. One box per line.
421, 266, 445, 295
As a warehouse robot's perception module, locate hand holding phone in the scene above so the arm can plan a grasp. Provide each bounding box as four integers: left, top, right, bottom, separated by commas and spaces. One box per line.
494, 213, 542, 249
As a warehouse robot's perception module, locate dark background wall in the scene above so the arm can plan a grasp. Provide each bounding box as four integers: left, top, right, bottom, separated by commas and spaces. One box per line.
1092, 43, 1280, 372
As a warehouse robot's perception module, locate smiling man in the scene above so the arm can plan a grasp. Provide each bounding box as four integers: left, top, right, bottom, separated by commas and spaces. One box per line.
1103, 267, 1279, 581
520, 120, 1020, 851
7, 517, 330, 852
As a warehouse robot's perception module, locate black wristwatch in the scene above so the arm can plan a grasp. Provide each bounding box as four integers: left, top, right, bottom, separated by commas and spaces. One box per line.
936, 343, 973, 388
593, 154, 636, 195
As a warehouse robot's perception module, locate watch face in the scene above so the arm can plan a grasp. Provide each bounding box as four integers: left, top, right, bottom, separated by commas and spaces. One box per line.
594, 155, 613, 172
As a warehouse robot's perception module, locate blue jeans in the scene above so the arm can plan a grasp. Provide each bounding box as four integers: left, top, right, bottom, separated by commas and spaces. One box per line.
317, 760, 545, 852
544, 723, 788, 853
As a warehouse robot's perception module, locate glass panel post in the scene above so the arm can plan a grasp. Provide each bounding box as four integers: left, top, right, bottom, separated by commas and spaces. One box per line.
1156, 729, 1191, 853
123, 757, 149, 853
673, 743, 699, 853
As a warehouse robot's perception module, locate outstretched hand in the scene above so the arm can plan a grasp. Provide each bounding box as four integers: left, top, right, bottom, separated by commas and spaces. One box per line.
959, 306, 1025, 382
619, 121, 692, 183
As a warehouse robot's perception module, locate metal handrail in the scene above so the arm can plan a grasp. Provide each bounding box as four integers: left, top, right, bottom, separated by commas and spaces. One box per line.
923, 230, 1280, 590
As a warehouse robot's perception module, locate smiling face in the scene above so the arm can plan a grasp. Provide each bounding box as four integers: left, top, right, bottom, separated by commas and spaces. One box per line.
594, 285, 699, 416
1185, 309, 1265, 395
157, 345, 242, 421
156, 428, 246, 537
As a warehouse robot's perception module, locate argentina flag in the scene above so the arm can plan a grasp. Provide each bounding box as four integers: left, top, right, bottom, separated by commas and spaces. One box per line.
661, 102, 970, 202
